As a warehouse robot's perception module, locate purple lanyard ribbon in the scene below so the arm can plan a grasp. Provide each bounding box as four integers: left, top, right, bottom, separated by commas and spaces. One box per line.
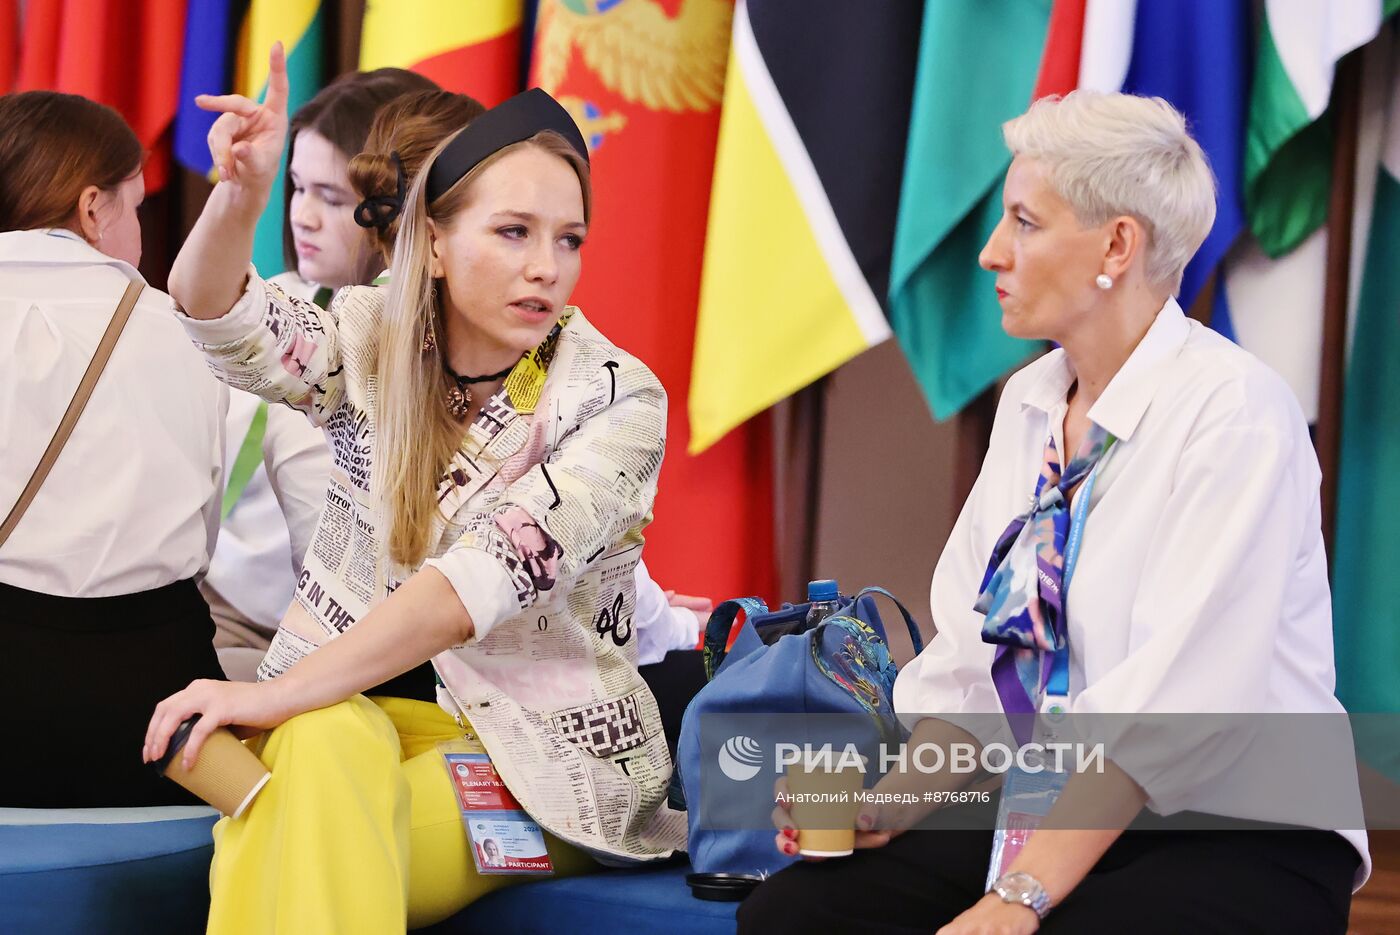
975, 426, 1115, 743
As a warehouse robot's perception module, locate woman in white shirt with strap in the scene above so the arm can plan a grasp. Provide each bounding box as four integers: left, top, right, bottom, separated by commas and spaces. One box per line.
743, 91, 1366, 935
0, 91, 227, 807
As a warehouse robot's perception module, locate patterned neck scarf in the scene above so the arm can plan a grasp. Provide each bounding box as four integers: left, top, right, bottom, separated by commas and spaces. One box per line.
975, 423, 1115, 722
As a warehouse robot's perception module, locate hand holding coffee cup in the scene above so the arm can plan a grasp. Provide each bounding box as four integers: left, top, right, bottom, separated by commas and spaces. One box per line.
775, 752, 869, 858
150, 714, 271, 818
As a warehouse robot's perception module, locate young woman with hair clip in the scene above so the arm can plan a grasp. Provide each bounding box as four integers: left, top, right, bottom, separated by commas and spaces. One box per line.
145, 47, 684, 932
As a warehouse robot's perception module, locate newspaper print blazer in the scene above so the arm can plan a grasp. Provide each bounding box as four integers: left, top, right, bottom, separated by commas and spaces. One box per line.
178, 275, 685, 863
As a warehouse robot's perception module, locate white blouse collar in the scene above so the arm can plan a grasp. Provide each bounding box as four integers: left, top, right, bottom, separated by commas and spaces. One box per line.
1019, 297, 1191, 442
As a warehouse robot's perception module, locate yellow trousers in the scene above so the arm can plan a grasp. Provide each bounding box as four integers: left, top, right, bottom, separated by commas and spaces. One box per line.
207, 695, 597, 934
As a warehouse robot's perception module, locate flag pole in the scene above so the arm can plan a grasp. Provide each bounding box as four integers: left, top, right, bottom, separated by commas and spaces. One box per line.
772, 381, 826, 601
1319, 50, 1364, 560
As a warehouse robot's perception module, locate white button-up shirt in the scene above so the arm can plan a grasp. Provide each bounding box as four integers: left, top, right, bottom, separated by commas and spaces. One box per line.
201, 388, 330, 634
200, 272, 332, 637
0, 229, 226, 597
893, 298, 1368, 883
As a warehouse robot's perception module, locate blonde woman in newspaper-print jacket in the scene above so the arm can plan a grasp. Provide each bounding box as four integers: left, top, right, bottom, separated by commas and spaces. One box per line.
184, 269, 682, 862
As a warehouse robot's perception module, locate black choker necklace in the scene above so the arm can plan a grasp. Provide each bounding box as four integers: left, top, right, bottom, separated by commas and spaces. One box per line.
443, 362, 516, 419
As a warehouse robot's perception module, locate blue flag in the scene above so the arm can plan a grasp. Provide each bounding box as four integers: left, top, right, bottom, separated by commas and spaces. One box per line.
1122, 0, 1251, 339
174, 0, 237, 177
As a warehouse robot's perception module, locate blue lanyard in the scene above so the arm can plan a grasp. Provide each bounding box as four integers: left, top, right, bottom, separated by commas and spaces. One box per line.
1046, 438, 1115, 697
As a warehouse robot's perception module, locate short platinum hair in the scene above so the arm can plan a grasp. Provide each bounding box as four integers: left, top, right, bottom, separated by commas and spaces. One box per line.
1002, 90, 1216, 290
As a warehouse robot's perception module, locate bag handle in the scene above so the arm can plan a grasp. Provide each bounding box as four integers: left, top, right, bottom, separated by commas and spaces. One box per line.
0, 280, 144, 549
845, 586, 926, 656
701, 596, 769, 680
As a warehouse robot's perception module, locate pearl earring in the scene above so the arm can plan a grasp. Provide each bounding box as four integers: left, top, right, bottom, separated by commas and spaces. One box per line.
1095, 274, 1114, 290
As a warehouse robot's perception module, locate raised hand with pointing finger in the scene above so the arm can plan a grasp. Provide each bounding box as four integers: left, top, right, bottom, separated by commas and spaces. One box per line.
199, 41, 290, 192
169, 42, 294, 321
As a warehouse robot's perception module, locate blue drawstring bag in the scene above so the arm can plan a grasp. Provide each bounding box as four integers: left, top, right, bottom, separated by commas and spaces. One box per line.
674, 587, 924, 877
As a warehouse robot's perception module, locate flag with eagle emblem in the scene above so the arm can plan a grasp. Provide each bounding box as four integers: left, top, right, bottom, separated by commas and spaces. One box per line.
530, 0, 777, 605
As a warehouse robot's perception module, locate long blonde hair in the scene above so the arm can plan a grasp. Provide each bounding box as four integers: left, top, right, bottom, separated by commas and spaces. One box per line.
375, 129, 592, 567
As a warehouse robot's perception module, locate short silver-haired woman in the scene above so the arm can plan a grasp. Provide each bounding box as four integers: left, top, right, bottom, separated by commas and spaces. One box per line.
742, 91, 1365, 934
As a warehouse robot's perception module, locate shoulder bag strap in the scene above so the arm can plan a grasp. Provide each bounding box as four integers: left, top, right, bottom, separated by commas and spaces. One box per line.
0, 279, 144, 548
847, 586, 927, 655
701, 596, 771, 680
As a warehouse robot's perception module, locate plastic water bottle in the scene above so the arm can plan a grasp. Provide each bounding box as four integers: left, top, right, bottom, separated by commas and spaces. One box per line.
805, 579, 841, 628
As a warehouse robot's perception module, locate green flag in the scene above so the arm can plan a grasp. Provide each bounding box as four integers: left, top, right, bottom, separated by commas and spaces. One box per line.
887, 0, 1049, 420
1244, 1, 1387, 259
1334, 45, 1400, 714
239, 2, 326, 277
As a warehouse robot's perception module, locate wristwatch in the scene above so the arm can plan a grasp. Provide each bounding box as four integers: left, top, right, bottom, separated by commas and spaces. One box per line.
990, 871, 1052, 919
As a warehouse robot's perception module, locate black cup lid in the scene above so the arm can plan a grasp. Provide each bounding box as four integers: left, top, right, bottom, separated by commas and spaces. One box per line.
150, 714, 202, 776
685, 872, 763, 902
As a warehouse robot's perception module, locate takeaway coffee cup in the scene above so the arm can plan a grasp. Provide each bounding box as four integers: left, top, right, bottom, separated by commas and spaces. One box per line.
785, 752, 867, 857
152, 715, 270, 818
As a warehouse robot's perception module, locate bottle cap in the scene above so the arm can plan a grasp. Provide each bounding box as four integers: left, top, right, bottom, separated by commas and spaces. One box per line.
807, 579, 838, 601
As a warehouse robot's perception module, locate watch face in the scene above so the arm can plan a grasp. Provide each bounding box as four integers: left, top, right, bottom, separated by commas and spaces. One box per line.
998, 872, 1036, 898
994, 872, 1049, 916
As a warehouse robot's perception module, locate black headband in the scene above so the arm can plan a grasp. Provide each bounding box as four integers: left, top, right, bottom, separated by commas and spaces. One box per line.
425, 88, 589, 203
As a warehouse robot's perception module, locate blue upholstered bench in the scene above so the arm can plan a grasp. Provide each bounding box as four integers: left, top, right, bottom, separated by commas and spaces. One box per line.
0, 806, 218, 935
0, 808, 737, 934
430, 863, 739, 935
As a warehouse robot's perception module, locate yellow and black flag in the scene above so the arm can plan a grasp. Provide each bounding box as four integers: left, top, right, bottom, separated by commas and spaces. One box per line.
689, 0, 924, 452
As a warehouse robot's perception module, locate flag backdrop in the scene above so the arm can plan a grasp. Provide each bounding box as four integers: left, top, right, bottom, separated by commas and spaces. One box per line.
0, 0, 17, 95
173, 0, 239, 178
1120, 0, 1251, 338
1032, 0, 1086, 100
239, 0, 325, 277
531, 0, 775, 603
886, 0, 1049, 421
16, 0, 186, 191
690, 0, 924, 448
1246, 0, 1387, 260
1334, 42, 1400, 714
1227, 2, 1391, 423
360, 0, 523, 106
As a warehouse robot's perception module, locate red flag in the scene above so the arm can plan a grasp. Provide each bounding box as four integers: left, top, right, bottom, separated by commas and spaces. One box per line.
1033, 0, 1086, 100
0, 0, 17, 94
530, 0, 775, 605
17, 0, 186, 191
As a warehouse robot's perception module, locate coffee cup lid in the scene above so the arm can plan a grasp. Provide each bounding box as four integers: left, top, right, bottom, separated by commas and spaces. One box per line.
150, 714, 202, 776
685, 872, 763, 902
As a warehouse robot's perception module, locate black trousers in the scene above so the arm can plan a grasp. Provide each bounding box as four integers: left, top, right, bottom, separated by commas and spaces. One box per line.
1, 578, 226, 807
737, 800, 1360, 935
